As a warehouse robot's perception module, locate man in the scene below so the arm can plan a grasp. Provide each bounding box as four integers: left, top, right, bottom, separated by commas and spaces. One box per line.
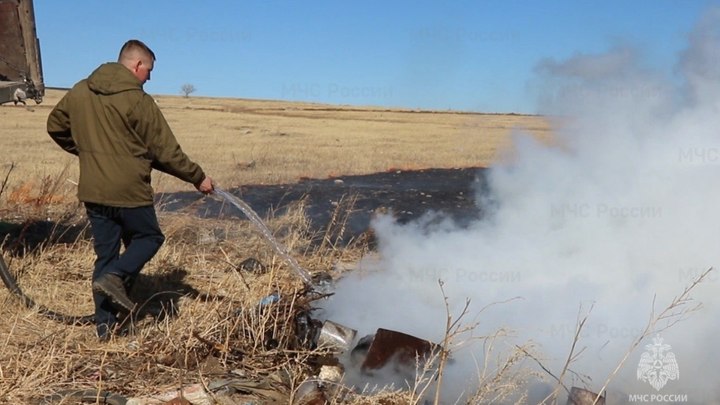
47, 39, 213, 340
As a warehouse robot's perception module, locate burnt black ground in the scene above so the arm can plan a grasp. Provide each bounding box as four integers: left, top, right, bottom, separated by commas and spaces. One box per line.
0, 167, 490, 252
157, 167, 490, 242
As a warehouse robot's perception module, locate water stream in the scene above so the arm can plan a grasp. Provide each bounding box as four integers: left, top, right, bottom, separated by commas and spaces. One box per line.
213, 187, 315, 287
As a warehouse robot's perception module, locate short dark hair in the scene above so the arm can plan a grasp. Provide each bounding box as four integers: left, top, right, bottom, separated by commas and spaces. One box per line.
118, 39, 156, 62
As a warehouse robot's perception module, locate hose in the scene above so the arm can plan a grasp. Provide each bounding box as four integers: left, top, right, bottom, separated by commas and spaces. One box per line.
0, 253, 94, 325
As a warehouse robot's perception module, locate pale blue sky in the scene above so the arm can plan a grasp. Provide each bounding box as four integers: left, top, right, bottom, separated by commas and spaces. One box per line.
35, 0, 717, 113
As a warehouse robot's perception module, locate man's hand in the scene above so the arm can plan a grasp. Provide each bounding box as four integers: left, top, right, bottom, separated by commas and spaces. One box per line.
196, 176, 214, 194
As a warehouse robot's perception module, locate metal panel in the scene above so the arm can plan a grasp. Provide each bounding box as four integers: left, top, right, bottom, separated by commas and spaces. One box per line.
0, 0, 43, 103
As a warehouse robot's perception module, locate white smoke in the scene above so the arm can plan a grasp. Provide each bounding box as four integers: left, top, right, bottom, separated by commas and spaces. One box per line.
321, 7, 720, 404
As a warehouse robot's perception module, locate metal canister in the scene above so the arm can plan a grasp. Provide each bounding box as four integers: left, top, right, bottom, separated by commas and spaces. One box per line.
316, 320, 357, 352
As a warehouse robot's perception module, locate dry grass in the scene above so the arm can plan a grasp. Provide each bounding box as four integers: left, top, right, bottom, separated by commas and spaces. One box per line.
0, 91, 552, 404
1, 89, 550, 193
0, 201, 362, 404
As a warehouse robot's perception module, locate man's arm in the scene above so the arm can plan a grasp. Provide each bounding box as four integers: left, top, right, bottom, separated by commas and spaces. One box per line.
133, 94, 206, 186
46, 93, 78, 155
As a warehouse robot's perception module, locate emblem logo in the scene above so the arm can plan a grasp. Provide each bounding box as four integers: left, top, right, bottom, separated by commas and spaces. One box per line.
637, 335, 679, 391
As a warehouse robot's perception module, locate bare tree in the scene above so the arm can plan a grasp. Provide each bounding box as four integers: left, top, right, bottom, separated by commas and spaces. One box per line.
180, 83, 196, 98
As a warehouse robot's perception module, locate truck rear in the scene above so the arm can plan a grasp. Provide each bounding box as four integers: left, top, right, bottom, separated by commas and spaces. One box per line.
0, 0, 43, 104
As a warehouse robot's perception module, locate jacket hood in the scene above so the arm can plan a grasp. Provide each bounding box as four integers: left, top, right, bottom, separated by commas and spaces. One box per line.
87, 63, 142, 95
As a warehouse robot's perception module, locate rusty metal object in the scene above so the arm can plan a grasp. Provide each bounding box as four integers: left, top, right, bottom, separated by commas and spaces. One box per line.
359, 328, 437, 371
566, 387, 605, 405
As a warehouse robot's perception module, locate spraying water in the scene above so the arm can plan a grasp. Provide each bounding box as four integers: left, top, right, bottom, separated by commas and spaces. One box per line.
213, 187, 315, 287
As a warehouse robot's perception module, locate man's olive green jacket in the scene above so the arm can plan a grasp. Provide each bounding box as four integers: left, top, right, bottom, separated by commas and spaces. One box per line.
47, 62, 205, 207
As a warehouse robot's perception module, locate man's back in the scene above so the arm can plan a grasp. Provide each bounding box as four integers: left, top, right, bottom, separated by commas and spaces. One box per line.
47, 62, 205, 207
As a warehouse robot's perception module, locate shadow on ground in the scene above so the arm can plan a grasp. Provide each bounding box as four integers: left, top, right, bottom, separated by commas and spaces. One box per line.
0, 218, 89, 255
128, 266, 231, 323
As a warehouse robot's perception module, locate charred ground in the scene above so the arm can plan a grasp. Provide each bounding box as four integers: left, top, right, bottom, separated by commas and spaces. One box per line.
158, 167, 489, 242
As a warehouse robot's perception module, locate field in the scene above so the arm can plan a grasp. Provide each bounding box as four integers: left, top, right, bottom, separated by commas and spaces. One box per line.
2, 90, 551, 190
0, 90, 552, 404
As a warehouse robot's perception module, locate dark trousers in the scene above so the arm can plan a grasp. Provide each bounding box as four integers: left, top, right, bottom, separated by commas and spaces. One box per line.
85, 203, 165, 336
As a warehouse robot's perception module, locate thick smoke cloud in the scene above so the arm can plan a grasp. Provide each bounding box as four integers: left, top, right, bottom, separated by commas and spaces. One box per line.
321, 7, 720, 404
